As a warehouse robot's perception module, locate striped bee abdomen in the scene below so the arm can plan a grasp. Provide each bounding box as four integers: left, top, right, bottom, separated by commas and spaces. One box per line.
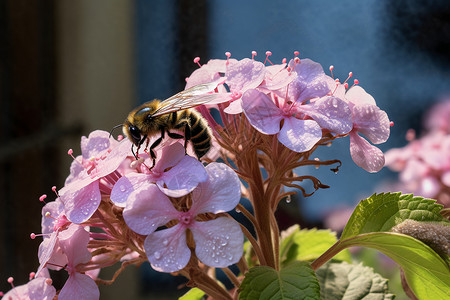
188, 110, 212, 159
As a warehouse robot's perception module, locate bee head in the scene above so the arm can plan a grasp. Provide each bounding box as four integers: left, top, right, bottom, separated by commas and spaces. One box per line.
123, 120, 142, 146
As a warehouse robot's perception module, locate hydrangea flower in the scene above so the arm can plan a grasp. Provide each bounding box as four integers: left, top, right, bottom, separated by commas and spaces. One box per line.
37, 198, 72, 277
57, 225, 99, 300
59, 130, 132, 223
110, 142, 208, 206
122, 163, 243, 272
344, 86, 390, 172
242, 88, 352, 153
1, 276, 56, 300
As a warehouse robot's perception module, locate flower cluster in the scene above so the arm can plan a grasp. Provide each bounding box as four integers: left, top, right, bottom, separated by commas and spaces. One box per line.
2, 51, 391, 299
385, 99, 450, 206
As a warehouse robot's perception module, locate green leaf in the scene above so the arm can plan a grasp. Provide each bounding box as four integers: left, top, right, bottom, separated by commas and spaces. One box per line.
239, 261, 320, 300
179, 288, 205, 300
280, 226, 351, 266
313, 193, 450, 299
341, 193, 445, 240
316, 262, 395, 299
339, 232, 450, 300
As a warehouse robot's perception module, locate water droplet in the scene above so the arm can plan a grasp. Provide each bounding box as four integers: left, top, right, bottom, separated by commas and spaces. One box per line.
163, 239, 169, 246
119, 185, 126, 192
154, 251, 161, 260
286, 196, 291, 204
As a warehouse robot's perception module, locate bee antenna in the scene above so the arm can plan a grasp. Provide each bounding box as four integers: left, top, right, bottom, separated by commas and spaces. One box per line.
109, 124, 123, 138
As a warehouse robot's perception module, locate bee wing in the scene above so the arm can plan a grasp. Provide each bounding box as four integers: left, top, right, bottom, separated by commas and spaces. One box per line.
152, 80, 225, 117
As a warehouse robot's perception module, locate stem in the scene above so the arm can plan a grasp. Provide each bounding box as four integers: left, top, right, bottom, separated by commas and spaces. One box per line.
239, 223, 267, 266
221, 267, 241, 289
310, 241, 343, 270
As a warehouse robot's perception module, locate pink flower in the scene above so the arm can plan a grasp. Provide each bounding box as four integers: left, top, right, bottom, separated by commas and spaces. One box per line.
58, 225, 99, 300
2, 277, 56, 300
37, 198, 72, 277
242, 89, 352, 152
345, 86, 390, 172
110, 142, 208, 206
59, 130, 132, 223
223, 58, 266, 114
123, 163, 243, 272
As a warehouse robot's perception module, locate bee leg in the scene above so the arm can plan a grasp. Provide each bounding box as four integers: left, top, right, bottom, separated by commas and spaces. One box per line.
173, 121, 191, 155
148, 129, 165, 169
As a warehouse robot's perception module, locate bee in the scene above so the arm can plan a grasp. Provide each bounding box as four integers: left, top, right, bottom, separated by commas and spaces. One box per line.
122, 81, 222, 168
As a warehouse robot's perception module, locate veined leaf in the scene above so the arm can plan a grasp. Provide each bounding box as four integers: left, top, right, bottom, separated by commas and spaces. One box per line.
341, 193, 445, 240
239, 261, 320, 300
316, 262, 394, 299
280, 226, 351, 266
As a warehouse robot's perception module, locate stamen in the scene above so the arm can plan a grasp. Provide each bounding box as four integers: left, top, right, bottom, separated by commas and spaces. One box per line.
282, 58, 287, 64
39, 194, 47, 203
264, 51, 273, 65
29, 272, 35, 281
342, 71, 353, 85
7, 277, 14, 288
193, 57, 202, 67
251, 50, 257, 60
329, 65, 334, 79
390, 121, 395, 127
349, 78, 359, 89
294, 50, 300, 57
225, 52, 231, 65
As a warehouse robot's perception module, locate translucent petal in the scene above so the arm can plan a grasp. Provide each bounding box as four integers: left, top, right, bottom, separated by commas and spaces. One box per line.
158, 155, 208, 197
80, 130, 118, 160
110, 173, 150, 207
242, 89, 283, 134
349, 131, 385, 173
60, 180, 101, 224
123, 184, 179, 235
288, 58, 330, 103
191, 217, 243, 268
226, 58, 266, 92
278, 118, 322, 153
345, 86, 376, 106
300, 96, 353, 134
58, 225, 91, 266
352, 104, 390, 144
144, 224, 190, 273
191, 163, 241, 215
59, 272, 99, 300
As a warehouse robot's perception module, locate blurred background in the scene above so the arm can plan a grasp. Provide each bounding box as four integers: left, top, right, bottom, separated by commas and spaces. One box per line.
1, 0, 449, 298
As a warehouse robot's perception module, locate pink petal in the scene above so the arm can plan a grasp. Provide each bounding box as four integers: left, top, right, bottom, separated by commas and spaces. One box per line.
37, 231, 66, 276
226, 58, 266, 92
299, 96, 353, 134
60, 181, 101, 224
123, 184, 179, 235
158, 155, 208, 197
59, 272, 99, 300
58, 225, 91, 266
260, 64, 294, 91
223, 98, 243, 114
144, 224, 190, 272
345, 86, 376, 106
110, 173, 150, 207
81, 130, 118, 160
352, 104, 390, 144
41, 199, 65, 234
278, 118, 322, 152
349, 131, 385, 173
27, 277, 56, 300
287, 58, 330, 103
242, 89, 283, 134
191, 217, 243, 268
191, 163, 241, 215
154, 142, 186, 172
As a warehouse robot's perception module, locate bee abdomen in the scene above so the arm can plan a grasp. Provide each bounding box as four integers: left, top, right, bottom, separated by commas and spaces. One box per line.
188, 111, 212, 158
